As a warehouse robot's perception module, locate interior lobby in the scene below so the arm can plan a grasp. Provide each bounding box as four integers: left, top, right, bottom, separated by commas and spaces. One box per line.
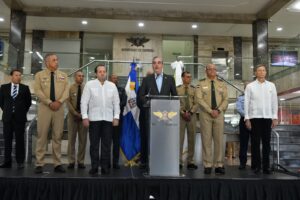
1, 0, 300, 199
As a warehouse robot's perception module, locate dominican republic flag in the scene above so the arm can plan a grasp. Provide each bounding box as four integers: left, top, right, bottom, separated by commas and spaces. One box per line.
120, 62, 141, 165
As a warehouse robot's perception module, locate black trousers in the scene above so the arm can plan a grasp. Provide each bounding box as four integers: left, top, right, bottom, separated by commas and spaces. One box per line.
250, 118, 272, 170
239, 117, 251, 166
112, 118, 122, 165
89, 121, 112, 169
140, 108, 149, 165
3, 116, 26, 164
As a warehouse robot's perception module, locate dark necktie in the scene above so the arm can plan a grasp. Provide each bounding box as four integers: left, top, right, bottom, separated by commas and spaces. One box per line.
76, 85, 81, 112
50, 72, 55, 101
211, 80, 217, 109
185, 86, 190, 111
12, 84, 17, 99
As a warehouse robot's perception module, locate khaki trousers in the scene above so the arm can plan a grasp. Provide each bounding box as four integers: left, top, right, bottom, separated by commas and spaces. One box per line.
199, 111, 224, 168
35, 103, 65, 167
67, 113, 88, 164
179, 115, 196, 165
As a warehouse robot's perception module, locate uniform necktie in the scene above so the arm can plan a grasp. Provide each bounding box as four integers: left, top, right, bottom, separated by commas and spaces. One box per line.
185, 86, 190, 111
211, 80, 217, 109
12, 84, 17, 99
50, 72, 55, 101
76, 84, 81, 112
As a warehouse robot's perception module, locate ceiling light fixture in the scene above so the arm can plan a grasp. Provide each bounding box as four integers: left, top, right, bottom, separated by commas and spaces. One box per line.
138, 22, 144, 27
287, 0, 300, 12
280, 98, 286, 101
81, 20, 88, 25
0, 17, 4, 22
276, 27, 283, 31
191, 24, 198, 29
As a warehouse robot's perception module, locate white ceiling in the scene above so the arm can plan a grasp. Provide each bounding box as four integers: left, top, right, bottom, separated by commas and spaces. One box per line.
0, 0, 299, 38
21, 0, 270, 13
26, 17, 253, 36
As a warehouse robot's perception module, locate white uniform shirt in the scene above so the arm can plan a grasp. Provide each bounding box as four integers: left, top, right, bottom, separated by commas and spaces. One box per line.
171, 61, 184, 86
81, 79, 120, 122
244, 79, 278, 120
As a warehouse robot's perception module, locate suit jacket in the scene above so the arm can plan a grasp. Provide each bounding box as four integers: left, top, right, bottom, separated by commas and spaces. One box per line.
0, 83, 32, 122
117, 85, 127, 115
137, 73, 177, 108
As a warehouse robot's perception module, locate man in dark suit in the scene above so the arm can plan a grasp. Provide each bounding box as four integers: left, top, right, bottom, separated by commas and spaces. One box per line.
0, 69, 32, 169
109, 74, 127, 169
137, 56, 177, 169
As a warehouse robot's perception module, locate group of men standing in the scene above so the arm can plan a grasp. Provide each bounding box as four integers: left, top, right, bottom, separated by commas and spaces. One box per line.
0, 53, 278, 176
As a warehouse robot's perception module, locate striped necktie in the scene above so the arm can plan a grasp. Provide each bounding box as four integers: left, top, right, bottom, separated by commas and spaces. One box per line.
12, 84, 18, 99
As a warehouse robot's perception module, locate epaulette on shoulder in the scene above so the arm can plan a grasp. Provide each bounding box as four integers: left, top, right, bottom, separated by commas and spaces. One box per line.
199, 78, 205, 81
190, 85, 195, 88
176, 85, 182, 88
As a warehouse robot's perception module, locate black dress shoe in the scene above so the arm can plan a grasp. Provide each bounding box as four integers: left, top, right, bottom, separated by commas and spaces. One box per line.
89, 168, 98, 175
187, 163, 198, 170
113, 164, 120, 169
0, 162, 12, 168
215, 167, 225, 175
204, 167, 212, 174
67, 163, 75, 169
238, 165, 246, 170
263, 169, 271, 174
54, 165, 66, 173
78, 163, 86, 169
35, 166, 43, 174
179, 164, 183, 169
17, 163, 24, 169
101, 168, 110, 175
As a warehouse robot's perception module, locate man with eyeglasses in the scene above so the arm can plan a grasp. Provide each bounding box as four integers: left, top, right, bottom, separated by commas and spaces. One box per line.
137, 56, 177, 170
196, 63, 228, 175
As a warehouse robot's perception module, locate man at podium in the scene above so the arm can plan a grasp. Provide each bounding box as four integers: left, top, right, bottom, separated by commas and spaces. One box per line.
137, 56, 177, 169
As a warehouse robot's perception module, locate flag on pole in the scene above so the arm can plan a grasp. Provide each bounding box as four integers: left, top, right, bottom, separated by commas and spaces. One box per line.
120, 62, 141, 165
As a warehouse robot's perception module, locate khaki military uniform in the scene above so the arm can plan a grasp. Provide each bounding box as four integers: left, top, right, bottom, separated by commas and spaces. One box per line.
176, 84, 198, 165
34, 68, 69, 167
66, 83, 87, 165
196, 78, 228, 168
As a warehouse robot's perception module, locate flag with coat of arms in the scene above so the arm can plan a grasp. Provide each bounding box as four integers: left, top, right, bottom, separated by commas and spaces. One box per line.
120, 62, 141, 165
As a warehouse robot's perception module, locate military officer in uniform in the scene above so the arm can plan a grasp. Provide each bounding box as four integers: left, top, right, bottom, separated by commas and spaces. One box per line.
34, 53, 69, 174
176, 71, 198, 170
66, 71, 87, 169
196, 63, 228, 175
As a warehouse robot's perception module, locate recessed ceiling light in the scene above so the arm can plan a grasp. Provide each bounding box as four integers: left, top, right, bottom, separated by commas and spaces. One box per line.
235, 73, 240, 76
89, 56, 95, 60
191, 24, 198, 29
0, 17, 4, 22
276, 27, 283, 32
138, 22, 144, 27
81, 20, 88, 25
287, 1, 300, 12
280, 98, 286, 101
